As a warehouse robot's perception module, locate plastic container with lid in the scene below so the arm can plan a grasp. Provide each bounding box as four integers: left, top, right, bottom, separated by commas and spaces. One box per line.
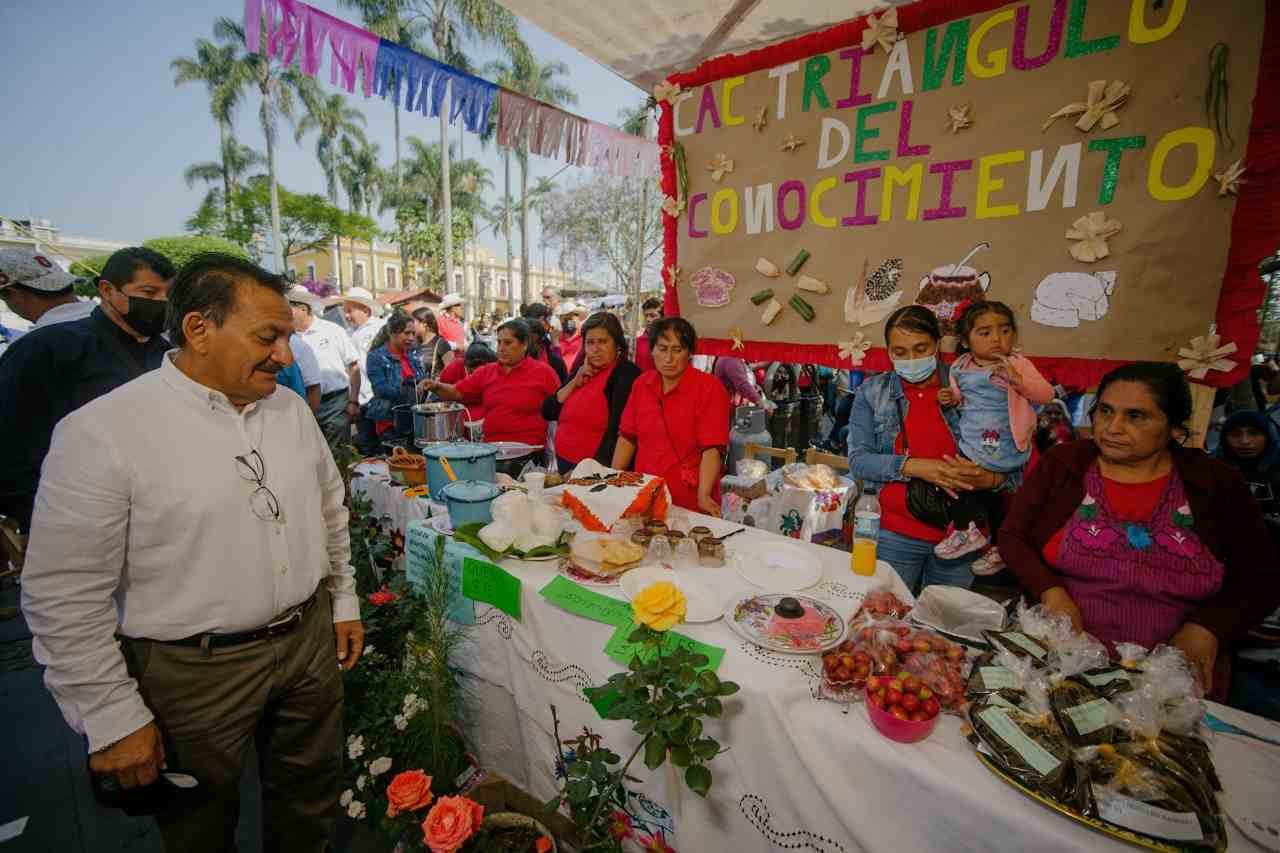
424, 442, 497, 498
438, 480, 501, 528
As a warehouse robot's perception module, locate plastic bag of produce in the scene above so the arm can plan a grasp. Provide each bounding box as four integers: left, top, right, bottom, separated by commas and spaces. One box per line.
902, 648, 969, 714
983, 628, 1050, 664
1049, 678, 1116, 747
858, 584, 913, 619
969, 695, 1076, 802
966, 651, 1025, 698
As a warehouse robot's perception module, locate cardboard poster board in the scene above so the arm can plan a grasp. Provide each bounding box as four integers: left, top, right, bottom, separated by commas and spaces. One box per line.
659, 0, 1278, 387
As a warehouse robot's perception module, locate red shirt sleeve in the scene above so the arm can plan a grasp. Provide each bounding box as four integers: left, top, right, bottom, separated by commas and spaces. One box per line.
439, 358, 466, 385
619, 384, 642, 443
453, 364, 489, 406
696, 371, 731, 450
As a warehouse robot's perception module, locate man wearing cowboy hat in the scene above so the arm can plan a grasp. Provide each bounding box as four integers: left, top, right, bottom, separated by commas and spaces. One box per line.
287, 286, 361, 448
436, 293, 467, 351
329, 287, 385, 366
556, 301, 587, 366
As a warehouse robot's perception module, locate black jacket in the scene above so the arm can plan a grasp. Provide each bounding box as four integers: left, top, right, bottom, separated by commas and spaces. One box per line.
542, 359, 642, 467
0, 308, 170, 529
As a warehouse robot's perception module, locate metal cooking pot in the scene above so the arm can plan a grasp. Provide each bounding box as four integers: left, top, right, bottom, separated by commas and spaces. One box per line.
392, 404, 415, 435
412, 402, 465, 445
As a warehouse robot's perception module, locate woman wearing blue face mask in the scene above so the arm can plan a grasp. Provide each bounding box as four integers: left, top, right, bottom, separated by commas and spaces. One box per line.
846, 306, 1008, 593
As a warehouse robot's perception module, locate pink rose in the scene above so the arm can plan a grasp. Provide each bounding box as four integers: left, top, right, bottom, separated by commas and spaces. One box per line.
385, 769, 433, 818
422, 796, 485, 853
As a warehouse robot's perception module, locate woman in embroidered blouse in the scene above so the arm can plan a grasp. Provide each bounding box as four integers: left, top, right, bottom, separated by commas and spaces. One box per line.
1000, 362, 1280, 691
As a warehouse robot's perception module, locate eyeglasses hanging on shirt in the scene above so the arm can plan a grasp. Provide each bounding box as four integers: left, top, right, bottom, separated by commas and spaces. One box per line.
235, 449, 282, 522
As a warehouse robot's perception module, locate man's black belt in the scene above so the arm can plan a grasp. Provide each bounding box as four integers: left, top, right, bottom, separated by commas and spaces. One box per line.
321, 389, 348, 401
150, 592, 318, 650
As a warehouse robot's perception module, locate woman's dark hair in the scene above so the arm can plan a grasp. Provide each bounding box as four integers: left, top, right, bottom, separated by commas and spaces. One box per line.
166, 252, 288, 346
955, 299, 1017, 350
647, 317, 697, 352
386, 310, 412, 336
1091, 362, 1193, 437
883, 305, 942, 343
464, 342, 497, 371
641, 296, 663, 312
412, 307, 438, 334
523, 302, 552, 321
581, 312, 628, 358
497, 318, 537, 357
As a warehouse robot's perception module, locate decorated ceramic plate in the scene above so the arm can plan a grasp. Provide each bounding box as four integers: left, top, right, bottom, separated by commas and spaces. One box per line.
431, 515, 455, 536
490, 441, 544, 461
973, 750, 1227, 853
725, 593, 845, 654
556, 558, 632, 587
619, 565, 721, 623
731, 543, 823, 592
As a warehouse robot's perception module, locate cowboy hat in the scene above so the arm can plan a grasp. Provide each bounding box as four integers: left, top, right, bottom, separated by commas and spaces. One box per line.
325, 286, 383, 315
439, 293, 464, 310
286, 285, 324, 309
557, 301, 585, 317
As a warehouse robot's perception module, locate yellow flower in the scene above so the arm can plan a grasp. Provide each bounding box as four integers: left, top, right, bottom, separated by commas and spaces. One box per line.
632, 581, 687, 632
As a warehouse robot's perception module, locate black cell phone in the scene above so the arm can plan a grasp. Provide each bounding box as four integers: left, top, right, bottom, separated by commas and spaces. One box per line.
89, 761, 207, 816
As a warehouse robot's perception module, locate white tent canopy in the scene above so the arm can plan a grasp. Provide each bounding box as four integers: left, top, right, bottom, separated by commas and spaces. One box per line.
501, 0, 903, 92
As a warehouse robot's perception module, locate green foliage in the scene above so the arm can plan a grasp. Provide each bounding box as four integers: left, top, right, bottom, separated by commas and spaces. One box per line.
396, 203, 472, 286
221, 178, 373, 262
144, 236, 249, 269
550, 624, 739, 850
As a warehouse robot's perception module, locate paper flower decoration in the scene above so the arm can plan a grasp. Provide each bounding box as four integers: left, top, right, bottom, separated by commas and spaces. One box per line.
1042, 80, 1131, 133
1066, 211, 1123, 263
781, 133, 805, 153
1214, 160, 1246, 196
661, 195, 686, 219
707, 153, 734, 182
861, 8, 899, 55
664, 265, 682, 287
838, 334, 872, 366
752, 107, 768, 132
1177, 327, 1238, 380
729, 327, 745, 351
652, 80, 682, 105
947, 103, 973, 134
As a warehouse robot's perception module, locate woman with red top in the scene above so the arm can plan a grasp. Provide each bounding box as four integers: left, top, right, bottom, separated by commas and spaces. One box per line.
436, 342, 496, 421
613, 318, 729, 516
847, 306, 1008, 593
422, 320, 559, 471
1000, 362, 1280, 691
542, 312, 641, 475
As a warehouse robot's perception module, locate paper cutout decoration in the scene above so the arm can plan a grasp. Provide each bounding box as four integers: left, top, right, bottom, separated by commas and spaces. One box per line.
1030, 271, 1117, 328
755, 257, 781, 278
729, 327, 745, 351
707, 153, 734, 182
781, 133, 805, 153
861, 8, 899, 55
662, 195, 686, 219
916, 243, 992, 336
1177, 326, 1239, 379
664, 265, 683, 287
1066, 211, 1123, 262
1042, 80, 1131, 133
752, 107, 768, 132
947, 103, 973, 134
1214, 160, 1246, 196
846, 258, 905, 327
653, 80, 682, 105
691, 267, 736, 308
838, 334, 872, 365
866, 257, 904, 300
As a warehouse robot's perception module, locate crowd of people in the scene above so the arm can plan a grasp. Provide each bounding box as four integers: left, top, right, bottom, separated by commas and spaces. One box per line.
0, 245, 1278, 851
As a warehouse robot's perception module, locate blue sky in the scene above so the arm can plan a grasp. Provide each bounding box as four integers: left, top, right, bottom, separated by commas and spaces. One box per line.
0, 0, 645, 263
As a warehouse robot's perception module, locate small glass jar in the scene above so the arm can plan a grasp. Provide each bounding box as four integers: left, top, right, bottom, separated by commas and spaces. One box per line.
647, 534, 672, 565
675, 536, 699, 566
630, 530, 654, 551
688, 525, 713, 544
697, 537, 726, 567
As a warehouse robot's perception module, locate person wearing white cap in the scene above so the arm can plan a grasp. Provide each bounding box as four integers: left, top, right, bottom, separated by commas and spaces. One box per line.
0, 248, 94, 331
436, 293, 467, 351
557, 301, 586, 366
330, 287, 385, 451
287, 285, 362, 449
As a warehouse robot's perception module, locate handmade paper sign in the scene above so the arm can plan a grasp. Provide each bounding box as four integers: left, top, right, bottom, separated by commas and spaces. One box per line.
538, 575, 635, 627
405, 522, 475, 625
462, 557, 522, 620
603, 623, 726, 674
660, 0, 1277, 387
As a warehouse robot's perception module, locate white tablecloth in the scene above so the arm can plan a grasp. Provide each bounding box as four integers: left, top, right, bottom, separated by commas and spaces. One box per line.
420, 513, 1279, 852
350, 460, 447, 573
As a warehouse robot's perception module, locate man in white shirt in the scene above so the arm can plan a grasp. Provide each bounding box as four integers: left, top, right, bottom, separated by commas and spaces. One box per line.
332, 287, 386, 452
288, 286, 362, 449
0, 248, 95, 331
22, 254, 362, 852
287, 332, 322, 411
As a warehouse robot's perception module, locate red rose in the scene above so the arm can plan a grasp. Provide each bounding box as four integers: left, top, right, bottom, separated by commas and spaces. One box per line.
385, 769, 433, 818
421, 796, 484, 853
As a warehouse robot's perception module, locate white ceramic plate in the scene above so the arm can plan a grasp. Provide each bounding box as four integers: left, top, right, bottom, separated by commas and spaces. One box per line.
724, 593, 845, 654
618, 565, 721, 623
732, 542, 823, 592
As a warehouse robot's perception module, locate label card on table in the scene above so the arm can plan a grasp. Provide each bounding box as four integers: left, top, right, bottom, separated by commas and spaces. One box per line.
603, 623, 725, 674
538, 575, 634, 627
462, 558, 522, 620
405, 522, 475, 625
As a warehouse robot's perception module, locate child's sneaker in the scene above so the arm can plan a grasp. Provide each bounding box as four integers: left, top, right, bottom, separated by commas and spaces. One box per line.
934, 522, 989, 559
970, 546, 1006, 576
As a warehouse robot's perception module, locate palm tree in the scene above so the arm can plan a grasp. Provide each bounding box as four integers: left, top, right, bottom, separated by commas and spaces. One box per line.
214, 16, 315, 273
487, 53, 576, 304
184, 140, 266, 235
338, 136, 384, 293
528, 176, 555, 276
420, 0, 525, 315
172, 38, 245, 233
619, 101, 655, 331
296, 92, 368, 288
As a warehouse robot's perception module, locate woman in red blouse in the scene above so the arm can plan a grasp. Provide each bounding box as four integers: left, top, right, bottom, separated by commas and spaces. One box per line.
542, 313, 641, 475
423, 321, 559, 467
1000, 362, 1280, 691
613, 318, 729, 515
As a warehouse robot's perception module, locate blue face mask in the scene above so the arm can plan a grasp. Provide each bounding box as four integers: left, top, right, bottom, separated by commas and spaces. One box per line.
892, 355, 937, 384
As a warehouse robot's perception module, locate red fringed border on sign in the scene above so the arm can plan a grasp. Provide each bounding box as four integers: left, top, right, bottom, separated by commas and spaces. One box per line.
658, 0, 1280, 389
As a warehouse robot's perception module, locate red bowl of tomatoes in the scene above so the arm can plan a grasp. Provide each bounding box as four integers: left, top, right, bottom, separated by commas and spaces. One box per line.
864, 673, 941, 743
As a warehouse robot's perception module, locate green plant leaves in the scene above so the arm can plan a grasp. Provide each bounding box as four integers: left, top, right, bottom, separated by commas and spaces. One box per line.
718, 681, 741, 696
644, 735, 667, 770
685, 764, 712, 798
702, 697, 723, 718
669, 745, 692, 767
676, 666, 696, 690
